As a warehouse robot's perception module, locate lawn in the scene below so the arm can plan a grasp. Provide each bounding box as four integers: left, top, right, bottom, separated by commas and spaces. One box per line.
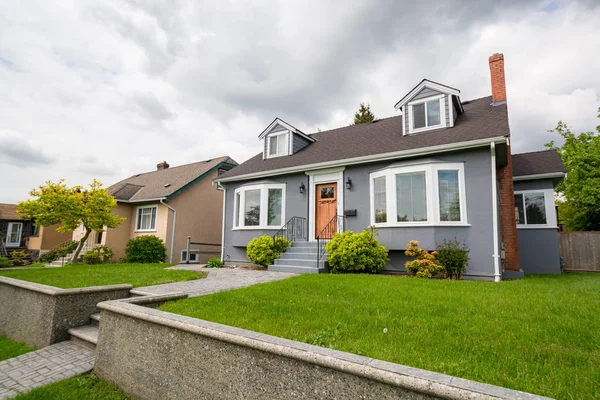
13, 373, 131, 400
0, 263, 204, 288
159, 273, 600, 400
0, 336, 35, 362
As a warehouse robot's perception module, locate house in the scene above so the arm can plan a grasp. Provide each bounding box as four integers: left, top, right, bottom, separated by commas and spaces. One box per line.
216, 53, 566, 281
0, 203, 70, 259
76, 156, 237, 263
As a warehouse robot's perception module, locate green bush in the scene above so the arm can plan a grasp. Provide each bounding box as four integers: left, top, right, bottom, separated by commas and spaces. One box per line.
83, 245, 113, 265
55, 241, 78, 258
0, 257, 13, 268
10, 250, 29, 267
325, 228, 389, 274
246, 235, 291, 267
436, 239, 470, 280
207, 257, 223, 268
39, 250, 58, 263
125, 236, 167, 263
404, 240, 444, 278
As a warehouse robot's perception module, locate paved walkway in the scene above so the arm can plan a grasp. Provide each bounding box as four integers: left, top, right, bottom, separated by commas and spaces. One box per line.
134, 266, 296, 297
0, 341, 94, 399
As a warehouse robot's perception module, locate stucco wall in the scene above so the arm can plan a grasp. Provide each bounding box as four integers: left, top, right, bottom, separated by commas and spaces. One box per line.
0, 277, 131, 348
102, 203, 133, 261
39, 224, 72, 250
222, 148, 497, 278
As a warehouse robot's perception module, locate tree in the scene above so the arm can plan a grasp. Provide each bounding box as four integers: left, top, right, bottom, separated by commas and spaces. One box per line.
17, 179, 125, 262
545, 108, 600, 231
353, 102, 375, 124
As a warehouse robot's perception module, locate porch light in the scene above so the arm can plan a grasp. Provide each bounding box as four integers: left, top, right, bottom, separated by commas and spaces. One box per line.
346, 177, 352, 190
299, 182, 305, 194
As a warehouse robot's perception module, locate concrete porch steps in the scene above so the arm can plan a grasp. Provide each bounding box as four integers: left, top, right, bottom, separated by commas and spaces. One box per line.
268, 240, 327, 274
68, 325, 98, 350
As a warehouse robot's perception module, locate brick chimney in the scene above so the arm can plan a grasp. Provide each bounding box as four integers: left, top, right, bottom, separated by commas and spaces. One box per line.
489, 53, 507, 104
489, 53, 520, 274
157, 161, 169, 170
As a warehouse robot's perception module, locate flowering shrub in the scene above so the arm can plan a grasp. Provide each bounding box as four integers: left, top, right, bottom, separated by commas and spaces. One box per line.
404, 240, 444, 278
10, 250, 29, 267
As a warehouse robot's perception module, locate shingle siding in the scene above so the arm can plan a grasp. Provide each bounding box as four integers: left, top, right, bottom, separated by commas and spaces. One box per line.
292, 134, 311, 153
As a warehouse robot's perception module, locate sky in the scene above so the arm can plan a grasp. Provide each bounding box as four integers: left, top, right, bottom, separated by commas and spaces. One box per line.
1, 0, 599, 203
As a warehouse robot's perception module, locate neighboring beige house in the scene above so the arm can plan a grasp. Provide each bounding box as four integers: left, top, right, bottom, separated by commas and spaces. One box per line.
76, 156, 237, 263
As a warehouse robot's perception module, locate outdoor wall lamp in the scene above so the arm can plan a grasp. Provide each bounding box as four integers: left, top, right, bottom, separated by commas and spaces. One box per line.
346, 177, 352, 190
299, 182, 305, 194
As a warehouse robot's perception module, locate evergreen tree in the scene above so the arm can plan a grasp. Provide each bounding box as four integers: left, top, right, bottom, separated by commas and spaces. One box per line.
353, 102, 375, 124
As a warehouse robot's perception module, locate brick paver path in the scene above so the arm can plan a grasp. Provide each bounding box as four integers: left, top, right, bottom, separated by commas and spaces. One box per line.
0, 341, 94, 399
134, 267, 296, 297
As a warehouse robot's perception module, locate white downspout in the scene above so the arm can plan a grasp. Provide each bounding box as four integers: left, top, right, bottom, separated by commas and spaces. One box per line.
220, 187, 227, 263
490, 142, 501, 282
160, 199, 176, 264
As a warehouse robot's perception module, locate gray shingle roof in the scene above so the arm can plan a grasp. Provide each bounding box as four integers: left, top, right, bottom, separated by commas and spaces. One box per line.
0, 203, 20, 220
219, 96, 509, 181
512, 150, 566, 177
109, 156, 237, 202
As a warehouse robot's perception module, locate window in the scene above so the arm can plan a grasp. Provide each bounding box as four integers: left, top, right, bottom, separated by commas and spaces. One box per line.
181, 250, 199, 263
136, 205, 157, 231
32, 225, 40, 237
396, 172, 427, 222
267, 132, 289, 157
233, 184, 286, 229
370, 163, 466, 227
514, 191, 549, 226
438, 170, 461, 222
373, 176, 387, 223
409, 96, 445, 133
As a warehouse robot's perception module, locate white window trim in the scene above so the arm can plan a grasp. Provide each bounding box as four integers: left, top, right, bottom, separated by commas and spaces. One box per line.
514, 189, 557, 229
135, 205, 158, 232
266, 131, 290, 158
233, 183, 286, 230
180, 249, 200, 264
407, 94, 446, 134
369, 163, 469, 227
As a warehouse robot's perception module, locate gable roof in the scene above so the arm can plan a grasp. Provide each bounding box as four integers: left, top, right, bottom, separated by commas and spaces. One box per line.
109, 156, 237, 202
218, 96, 508, 182
394, 79, 461, 110
258, 117, 316, 143
512, 150, 566, 179
0, 203, 20, 220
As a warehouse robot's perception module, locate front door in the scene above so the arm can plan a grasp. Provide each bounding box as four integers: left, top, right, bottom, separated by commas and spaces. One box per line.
6, 222, 23, 247
315, 183, 337, 238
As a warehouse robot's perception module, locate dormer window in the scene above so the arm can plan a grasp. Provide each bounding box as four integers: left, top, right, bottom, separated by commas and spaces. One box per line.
408, 95, 445, 133
268, 132, 289, 157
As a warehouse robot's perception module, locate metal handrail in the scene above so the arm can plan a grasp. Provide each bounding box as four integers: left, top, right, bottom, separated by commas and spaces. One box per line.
316, 215, 345, 266
273, 216, 307, 243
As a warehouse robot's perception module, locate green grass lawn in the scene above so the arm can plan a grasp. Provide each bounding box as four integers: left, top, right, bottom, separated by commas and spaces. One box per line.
0, 336, 35, 361
0, 263, 204, 288
13, 373, 131, 400
159, 273, 600, 400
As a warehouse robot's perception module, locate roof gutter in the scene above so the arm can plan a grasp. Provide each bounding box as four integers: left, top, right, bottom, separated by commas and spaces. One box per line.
117, 197, 166, 204
160, 199, 176, 264
217, 136, 508, 183
512, 172, 566, 181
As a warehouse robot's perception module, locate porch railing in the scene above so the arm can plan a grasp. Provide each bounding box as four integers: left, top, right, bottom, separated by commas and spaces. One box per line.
273, 217, 307, 243
316, 215, 345, 267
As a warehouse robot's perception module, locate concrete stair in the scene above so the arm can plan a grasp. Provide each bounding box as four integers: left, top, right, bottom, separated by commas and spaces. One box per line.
68, 312, 101, 350
268, 241, 327, 274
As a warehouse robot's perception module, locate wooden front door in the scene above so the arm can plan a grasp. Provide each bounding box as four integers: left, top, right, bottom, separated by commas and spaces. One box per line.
315, 183, 337, 238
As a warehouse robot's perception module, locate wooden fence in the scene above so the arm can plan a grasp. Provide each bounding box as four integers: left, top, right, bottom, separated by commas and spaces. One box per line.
558, 232, 600, 272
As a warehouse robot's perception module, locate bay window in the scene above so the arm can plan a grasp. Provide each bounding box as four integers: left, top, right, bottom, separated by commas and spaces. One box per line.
233, 184, 286, 229
370, 163, 466, 226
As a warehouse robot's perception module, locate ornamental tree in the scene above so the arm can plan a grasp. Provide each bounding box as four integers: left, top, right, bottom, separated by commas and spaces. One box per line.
545, 108, 600, 231
353, 102, 376, 124
17, 179, 125, 262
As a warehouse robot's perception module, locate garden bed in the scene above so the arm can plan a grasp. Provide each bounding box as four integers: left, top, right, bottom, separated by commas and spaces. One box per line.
158, 273, 600, 399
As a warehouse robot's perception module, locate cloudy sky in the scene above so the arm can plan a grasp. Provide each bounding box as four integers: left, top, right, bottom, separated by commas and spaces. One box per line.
1, 0, 599, 203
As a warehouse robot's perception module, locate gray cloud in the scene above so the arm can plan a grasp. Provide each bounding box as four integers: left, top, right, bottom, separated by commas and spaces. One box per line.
131, 92, 174, 120
0, 130, 54, 167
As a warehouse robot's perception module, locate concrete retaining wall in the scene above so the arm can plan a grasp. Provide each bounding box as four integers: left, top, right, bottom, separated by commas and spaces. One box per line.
95, 298, 550, 400
0, 277, 131, 348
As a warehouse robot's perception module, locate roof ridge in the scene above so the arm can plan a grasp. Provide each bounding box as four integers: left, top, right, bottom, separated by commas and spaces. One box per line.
132, 156, 231, 177
309, 115, 403, 137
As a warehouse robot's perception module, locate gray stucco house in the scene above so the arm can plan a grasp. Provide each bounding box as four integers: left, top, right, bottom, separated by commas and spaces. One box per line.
216, 53, 566, 281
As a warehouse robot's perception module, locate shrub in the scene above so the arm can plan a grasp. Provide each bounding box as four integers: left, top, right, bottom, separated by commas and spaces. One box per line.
326, 228, 389, 274
55, 241, 78, 258
436, 239, 470, 280
10, 250, 29, 267
404, 240, 444, 278
207, 257, 223, 268
83, 245, 113, 265
0, 257, 12, 268
39, 250, 58, 264
125, 236, 167, 263
246, 235, 291, 267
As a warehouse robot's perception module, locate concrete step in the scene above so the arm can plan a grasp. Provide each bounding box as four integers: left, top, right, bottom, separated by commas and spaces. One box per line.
90, 313, 101, 327
274, 258, 325, 268
268, 265, 325, 274
68, 325, 98, 350
286, 246, 320, 253
278, 252, 317, 261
